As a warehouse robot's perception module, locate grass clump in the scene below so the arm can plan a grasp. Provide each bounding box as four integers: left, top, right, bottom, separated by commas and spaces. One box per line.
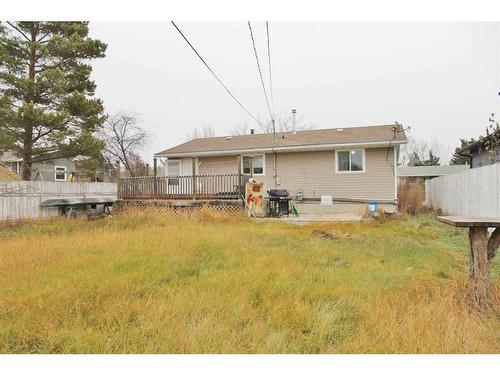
0, 213, 498, 353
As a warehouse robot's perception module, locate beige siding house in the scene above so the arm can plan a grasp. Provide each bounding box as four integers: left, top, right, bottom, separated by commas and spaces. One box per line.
155, 124, 408, 212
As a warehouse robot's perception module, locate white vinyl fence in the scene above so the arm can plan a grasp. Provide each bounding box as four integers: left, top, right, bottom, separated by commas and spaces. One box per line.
425, 163, 500, 217
0, 181, 117, 222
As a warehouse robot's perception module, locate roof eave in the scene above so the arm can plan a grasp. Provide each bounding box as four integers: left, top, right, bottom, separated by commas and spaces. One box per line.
155, 139, 408, 158
457, 130, 500, 154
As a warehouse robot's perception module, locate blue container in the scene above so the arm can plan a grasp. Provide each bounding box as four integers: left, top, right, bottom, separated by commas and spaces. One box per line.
368, 200, 377, 215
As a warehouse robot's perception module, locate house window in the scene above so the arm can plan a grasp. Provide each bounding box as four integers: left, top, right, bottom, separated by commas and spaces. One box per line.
7, 162, 20, 174
167, 160, 181, 186
336, 150, 365, 173
54, 166, 67, 181
242, 155, 264, 175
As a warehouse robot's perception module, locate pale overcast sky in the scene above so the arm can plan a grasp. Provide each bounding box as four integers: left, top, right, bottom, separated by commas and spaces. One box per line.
89, 22, 500, 164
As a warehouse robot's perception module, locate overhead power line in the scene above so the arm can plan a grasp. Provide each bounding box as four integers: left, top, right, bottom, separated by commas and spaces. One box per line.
248, 21, 274, 123
170, 21, 263, 127
266, 21, 274, 116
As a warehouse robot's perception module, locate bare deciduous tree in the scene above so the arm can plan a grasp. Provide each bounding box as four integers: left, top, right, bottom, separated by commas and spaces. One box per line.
400, 137, 445, 166
484, 113, 500, 164
230, 110, 315, 135
229, 120, 250, 135
100, 112, 150, 177
186, 125, 216, 140
257, 110, 315, 134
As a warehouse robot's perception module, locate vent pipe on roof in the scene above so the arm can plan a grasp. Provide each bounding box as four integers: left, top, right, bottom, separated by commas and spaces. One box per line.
291, 109, 297, 131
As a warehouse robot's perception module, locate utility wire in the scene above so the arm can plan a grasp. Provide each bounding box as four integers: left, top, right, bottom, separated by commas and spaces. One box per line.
171, 21, 263, 127
265, 21, 274, 117
248, 21, 274, 123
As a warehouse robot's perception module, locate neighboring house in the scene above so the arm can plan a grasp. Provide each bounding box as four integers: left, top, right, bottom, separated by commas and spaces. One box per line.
0, 151, 114, 182
397, 165, 469, 188
155, 124, 408, 212
457, 129, 500, 168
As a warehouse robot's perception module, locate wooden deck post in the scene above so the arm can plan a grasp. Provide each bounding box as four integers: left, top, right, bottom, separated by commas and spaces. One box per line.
115, 161, 121, 198
153, 158, 157, 199
237, 155, 242, 199
192, 157, 196, 198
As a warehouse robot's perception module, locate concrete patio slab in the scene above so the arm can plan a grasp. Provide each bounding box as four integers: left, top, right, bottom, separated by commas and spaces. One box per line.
254, 212, 363, 224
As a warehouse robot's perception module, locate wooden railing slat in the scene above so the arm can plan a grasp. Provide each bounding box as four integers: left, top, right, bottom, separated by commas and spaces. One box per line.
118, 174, 242, 200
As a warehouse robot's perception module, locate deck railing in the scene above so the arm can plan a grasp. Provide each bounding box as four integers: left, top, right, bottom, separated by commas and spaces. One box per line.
118, 174, 247, 200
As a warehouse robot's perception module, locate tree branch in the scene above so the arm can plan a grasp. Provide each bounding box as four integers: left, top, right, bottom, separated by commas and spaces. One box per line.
37, 31, 51, 43
35, 58, 69, 74
6, 22, 32, 43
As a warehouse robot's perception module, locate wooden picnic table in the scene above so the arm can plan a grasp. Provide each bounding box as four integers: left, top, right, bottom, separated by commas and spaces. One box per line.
437, 216, 500, 306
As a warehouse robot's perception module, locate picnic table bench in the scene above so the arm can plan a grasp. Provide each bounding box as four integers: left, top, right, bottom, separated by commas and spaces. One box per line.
40, 197, 116, 219
437, 216, 500, 306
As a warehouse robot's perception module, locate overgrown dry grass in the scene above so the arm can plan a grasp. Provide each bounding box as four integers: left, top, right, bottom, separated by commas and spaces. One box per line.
398, 182, 426, 215
0, 213, 498, 353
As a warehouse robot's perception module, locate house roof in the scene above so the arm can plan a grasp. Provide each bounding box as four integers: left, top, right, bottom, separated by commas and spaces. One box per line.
156, 124, 408, 157
0, 163, 21, 181
458, 128, 500, 155
397, 165, 469, 178
0, 151, 22, 162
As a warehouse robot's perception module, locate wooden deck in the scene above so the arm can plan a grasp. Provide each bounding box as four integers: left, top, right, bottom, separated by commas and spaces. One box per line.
118, 174, 249, 200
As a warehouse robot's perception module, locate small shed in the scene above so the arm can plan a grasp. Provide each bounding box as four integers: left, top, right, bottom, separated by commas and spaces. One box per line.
397, 165, 468, 188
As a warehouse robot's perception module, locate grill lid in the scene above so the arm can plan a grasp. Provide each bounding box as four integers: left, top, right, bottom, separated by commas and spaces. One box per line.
268, 189, 289, 197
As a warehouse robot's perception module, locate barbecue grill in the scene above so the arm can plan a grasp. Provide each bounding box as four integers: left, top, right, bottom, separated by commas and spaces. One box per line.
267, 189, 292, 217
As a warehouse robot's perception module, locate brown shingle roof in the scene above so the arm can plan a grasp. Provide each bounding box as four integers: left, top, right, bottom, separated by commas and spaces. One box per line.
156, 124, 408, 157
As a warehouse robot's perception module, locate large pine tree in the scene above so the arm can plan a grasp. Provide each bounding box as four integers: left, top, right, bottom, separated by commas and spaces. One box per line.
0, 22, 107, 180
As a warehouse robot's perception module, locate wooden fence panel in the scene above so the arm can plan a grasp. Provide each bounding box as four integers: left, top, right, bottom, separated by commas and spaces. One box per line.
425, 164, 500, 217
0, 181, 117, 222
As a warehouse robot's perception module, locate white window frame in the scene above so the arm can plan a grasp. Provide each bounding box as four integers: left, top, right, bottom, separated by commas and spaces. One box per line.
241, 154, 265, 176
8, 161, 20, 175
54, 165, 67, 181
167, 159, 182, 186
167, 159, 182, 176
335, 149, 366, 173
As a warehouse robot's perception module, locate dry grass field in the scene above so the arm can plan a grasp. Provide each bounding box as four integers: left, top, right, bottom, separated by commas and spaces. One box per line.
0, 211, 498, 353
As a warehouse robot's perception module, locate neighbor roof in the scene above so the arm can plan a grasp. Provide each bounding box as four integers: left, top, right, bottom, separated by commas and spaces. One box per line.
0, 163, 21, 181
458, 128, 500, 155
156, 124, 408, 157
397, 165, 469, 177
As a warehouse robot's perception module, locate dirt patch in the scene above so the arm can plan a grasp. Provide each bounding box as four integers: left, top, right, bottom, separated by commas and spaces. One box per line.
312, 229, 353, 240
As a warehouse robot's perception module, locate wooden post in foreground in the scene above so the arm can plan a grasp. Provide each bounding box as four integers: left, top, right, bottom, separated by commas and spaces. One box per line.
438, 216, 500, 307
468, 227, 491, 305
153, 158, 157, 199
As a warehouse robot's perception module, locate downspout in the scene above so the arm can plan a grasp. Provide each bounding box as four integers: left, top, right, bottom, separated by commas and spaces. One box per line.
272, 118, 277, 188
394, 145, 398, 208
457, 148, 472, 168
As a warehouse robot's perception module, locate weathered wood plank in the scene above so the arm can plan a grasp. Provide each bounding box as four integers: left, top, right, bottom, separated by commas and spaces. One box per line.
426, 164, 500, 217
468, 227, 492, 305
437, 216, 500, 227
